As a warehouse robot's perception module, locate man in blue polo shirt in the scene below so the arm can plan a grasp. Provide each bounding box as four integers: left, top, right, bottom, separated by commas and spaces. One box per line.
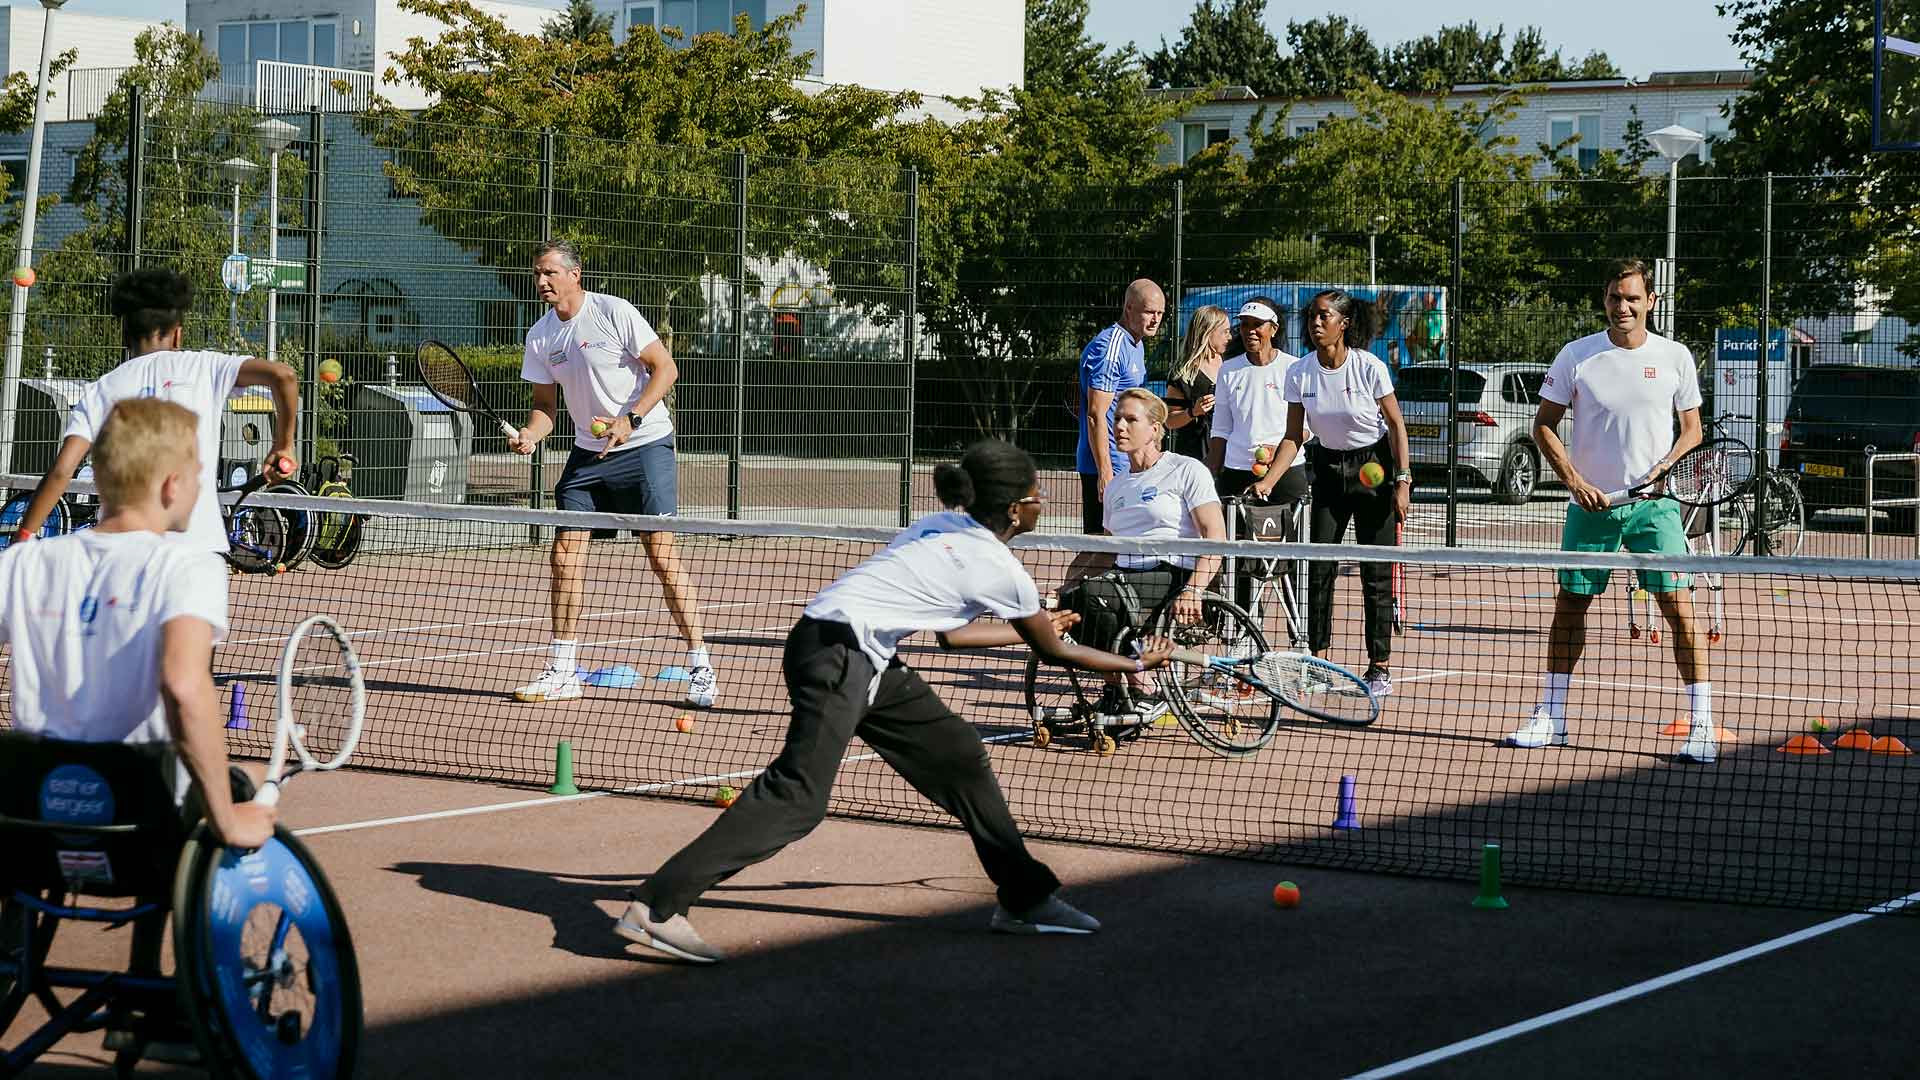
1077, 279, 1166, 534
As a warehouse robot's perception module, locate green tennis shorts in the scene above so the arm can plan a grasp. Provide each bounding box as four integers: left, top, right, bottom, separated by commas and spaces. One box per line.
1558, 500, 1690, 596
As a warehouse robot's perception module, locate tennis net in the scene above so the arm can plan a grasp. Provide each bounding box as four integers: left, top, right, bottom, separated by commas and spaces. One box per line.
4, 479, 1918, 913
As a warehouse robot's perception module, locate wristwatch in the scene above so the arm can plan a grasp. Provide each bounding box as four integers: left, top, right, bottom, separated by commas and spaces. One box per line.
626, 411, 645, 429
1394, 470, 1413, 486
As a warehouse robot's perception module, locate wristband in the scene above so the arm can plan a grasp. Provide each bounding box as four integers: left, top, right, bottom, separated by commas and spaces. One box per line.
11, 528, 31, 543
1133, 658, 1145, 673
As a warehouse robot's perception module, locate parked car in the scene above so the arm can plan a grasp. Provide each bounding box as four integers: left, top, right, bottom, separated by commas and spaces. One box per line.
1395, 363, 1568, 505
1779, 364, 1920, 533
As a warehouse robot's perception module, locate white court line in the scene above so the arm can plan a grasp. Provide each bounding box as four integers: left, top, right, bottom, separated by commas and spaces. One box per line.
1398, 666, 1870, 710
293, 731, 1033, 838
1344, 890, 1920, 1079
225, 595, 809, 649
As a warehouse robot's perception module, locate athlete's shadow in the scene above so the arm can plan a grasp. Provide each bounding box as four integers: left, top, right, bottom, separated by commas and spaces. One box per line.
387, 862, 957, 963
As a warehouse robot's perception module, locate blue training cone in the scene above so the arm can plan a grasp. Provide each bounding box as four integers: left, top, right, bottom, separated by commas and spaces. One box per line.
1331, 774, 1361, 830
583, 664, 640, 689
654, 665, 692, 682
226, 682, 248, 730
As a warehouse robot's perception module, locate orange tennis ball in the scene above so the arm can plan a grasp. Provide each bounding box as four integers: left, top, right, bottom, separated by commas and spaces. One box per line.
674, 714, 695, 734
1358, 462, 1386, 488
1272, 881, 1301, 908
1251, 459, 1270, 479
317, 358, 342, 383
11, 266, 34, 288
714, 784, 738, 808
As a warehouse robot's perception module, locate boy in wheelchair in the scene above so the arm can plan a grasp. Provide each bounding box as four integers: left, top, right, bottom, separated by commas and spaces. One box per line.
1, 399, 274, 1065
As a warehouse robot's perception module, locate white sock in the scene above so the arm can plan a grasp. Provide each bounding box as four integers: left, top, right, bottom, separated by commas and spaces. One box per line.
689, 646, 711, 670
1687, 682, 1712, 726
1540, 672, 1570, 723
552, 639, 577, 673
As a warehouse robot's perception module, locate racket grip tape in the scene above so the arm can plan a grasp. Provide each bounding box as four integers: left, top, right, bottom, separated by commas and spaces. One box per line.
253, 780, 283, 807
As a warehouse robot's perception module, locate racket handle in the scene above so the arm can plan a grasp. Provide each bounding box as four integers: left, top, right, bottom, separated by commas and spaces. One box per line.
499, 418, 518, 440
1600, 488, 1630, 507
1167, 645, 1209, 666
253, 780, 283, 807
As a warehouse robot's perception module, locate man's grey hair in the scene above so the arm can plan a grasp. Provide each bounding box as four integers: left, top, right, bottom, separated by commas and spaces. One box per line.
535, 238, 582, 270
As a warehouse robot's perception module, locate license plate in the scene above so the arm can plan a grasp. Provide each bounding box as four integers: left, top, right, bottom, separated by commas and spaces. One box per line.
1407, 424, 1442, 439
1799, 462, 1845, 478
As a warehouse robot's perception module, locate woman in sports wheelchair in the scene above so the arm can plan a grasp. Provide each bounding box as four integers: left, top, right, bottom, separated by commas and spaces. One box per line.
1028, 389, 1282, 756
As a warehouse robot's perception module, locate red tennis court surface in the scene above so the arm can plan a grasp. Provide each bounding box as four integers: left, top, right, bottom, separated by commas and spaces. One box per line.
8, 766, 1918, 1078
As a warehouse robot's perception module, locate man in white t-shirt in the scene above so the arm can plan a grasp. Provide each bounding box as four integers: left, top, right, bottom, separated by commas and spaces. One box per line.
1507, 258, 1714, 762
12, 268, 300, 554
506, 239, 715, 707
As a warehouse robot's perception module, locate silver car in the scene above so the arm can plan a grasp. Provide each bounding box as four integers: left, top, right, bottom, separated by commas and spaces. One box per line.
1394, 363, 1567, 505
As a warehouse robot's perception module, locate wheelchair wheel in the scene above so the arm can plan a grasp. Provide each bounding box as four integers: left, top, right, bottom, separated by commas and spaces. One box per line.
1161, 596, 1282, 757
224, 505, 291, 575
0, 491, 67, 549
1022, 631, 1103, 751
263, 481, 318, 571
308, 480, 366, 571
173, 825, 361, 1080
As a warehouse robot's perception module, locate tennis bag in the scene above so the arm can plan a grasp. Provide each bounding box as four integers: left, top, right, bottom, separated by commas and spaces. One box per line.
1054, 571, 1144, 654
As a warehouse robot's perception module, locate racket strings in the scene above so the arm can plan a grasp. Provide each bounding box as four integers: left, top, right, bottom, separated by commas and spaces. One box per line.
417, 344, 476, 409
1666, 443, 1755, 502
288, 629, 356, 767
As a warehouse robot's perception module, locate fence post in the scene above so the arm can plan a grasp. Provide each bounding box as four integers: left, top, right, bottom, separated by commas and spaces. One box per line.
301, 105, 324, 471
1446, 177, 1464, 547
126, 85, 143, 269
1755, 173, 1773, 550
533, 128, 555, 518
729, 149, 747, 521
1170, 178, 1183, 377
899, 166, 919, 527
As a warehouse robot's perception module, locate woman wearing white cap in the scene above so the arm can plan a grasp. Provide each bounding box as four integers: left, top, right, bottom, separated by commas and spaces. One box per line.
1261, 289, 1411, 697
1206, 297, 1307, 610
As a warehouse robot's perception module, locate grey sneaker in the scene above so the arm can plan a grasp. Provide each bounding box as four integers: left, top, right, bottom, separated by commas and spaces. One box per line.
1504, 707, 1568, 748
615, 896, 723, 963
1363, 666, 1393, 698
990, 895, 1101, 935
685, 665, 718, 708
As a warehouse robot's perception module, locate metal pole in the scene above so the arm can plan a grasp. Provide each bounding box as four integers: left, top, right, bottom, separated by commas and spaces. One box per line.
0, 0, 66, 479
266, 150, 280, 364
1446, 178, 1463, 547
534, 128, 554, 515
1369, 229, 1377, 287
1756, 174, 1773, 541
1664, 157, 1679, 338
728, 149, 747, 520
126, 85, 143, 270
301, 106, 323, 470
899, 166, 919, 527
228, 181, 242, 340
1170, 178, 1183, 380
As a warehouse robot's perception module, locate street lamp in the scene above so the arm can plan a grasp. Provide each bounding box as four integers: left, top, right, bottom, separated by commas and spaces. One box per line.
0, 0, 71, 480
220, 156, 260, 340
254, 118, 299, 365
1647, 124, 1704, 338
1367, 213, 1389, 288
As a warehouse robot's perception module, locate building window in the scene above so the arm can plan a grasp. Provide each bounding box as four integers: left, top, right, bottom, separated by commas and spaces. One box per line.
661, 0, 762, 42
1673, 107, 1731, 163
0, 155, 26, 197
1180, 123, 1231, 162
626, 3, 657, 30
1549, 113, 1602, 170
218, 19, 342, 81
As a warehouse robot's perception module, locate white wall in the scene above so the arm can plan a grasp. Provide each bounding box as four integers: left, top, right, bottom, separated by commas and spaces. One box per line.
813, 0, 1021, 100
3, 7, 160, 82
374, 0, 555, 109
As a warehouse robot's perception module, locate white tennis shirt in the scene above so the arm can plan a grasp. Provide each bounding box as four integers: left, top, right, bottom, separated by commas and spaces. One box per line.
805, 511, 1042, 675
1285, 349, 1395, 451
1541, 331, 1701, 496
1211, 352, 1309, 471
522, 292, 674, 453
1103, 452, 1219, 569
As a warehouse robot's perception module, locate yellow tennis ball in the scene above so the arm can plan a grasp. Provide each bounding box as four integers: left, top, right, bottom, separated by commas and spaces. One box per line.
590, 419, 611, 437
11, 266, 34, 288
317, 358, 343, 384
1254, 445, 1273, 464
1358, 461, 1386, 488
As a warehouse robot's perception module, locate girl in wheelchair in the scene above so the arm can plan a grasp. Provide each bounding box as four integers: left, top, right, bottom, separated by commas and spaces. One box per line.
1060, 388, 1226, 735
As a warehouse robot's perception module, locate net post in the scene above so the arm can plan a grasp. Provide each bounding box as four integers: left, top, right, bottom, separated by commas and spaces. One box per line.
730, 149, 748, 522
898, 166, 919, 528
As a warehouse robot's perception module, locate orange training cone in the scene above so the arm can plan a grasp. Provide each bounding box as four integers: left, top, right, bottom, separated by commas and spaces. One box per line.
1660, 718, 1736, 740
1775, 734, 1831, 756
1833, 729, 1875, 750
1869, 736, 1913, 756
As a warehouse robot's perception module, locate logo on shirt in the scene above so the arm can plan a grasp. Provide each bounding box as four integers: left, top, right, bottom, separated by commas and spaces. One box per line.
1139, 486, 1159, 503
548, 348, 570, 366
78, 595, 100, 637
1643, 367, 1657, 379
1543, 375, 1555, 387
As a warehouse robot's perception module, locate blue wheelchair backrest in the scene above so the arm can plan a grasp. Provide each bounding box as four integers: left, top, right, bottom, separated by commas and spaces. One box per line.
0, 733, 186, 898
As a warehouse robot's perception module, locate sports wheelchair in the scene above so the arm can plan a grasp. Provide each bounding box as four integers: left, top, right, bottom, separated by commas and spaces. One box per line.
1, 734, 360, 1078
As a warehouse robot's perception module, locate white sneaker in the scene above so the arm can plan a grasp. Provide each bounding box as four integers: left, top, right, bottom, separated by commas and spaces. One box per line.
513, 664, 582, 702
685, 665, 718, 708
1676, 720, 1718, 763
1504, 708, 1568, 748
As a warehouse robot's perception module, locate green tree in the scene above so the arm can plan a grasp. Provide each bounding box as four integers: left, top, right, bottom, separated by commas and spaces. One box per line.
1144, 0, 1288, 96
541, 0, 613, 42
1383, 23, 1621, 93
1279, 16, 1387, 97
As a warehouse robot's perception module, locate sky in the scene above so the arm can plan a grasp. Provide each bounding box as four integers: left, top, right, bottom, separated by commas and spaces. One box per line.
40, 0, 1745, 80
1086, 1, 1747, 80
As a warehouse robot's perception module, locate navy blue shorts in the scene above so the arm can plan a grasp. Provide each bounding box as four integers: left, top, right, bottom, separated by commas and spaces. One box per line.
554, 437, 677, 537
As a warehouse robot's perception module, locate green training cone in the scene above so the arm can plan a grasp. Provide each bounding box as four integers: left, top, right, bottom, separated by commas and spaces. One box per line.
549, 739, 581, 796
1472, 842, 1509, 910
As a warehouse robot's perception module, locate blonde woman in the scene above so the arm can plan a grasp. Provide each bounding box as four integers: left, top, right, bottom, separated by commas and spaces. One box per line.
1166, 305, 1229, 462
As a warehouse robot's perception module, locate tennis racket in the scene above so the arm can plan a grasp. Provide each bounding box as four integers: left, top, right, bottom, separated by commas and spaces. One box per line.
1391, 518, 1405, 634
416, 339, 519, 439
254, 615, 367, 807
1603, 437, 1757, 508
1166, 646, 1380, 726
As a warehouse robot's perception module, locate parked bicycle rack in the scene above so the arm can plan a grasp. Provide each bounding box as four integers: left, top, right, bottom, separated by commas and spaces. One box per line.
1863, 449, 1920, 559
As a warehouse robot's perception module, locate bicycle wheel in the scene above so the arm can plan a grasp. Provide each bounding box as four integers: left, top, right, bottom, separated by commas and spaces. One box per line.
173, 825, 362, 1080
0, 492, 67, 549
1162, 596, 1281, 756
1022, 631, 1103, 751
224, 505, 290, 575
1754, 474, 1805, 557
